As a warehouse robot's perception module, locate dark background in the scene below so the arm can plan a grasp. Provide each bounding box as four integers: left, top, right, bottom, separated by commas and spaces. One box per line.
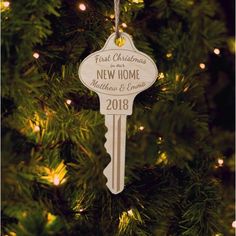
209, 0, 235, 132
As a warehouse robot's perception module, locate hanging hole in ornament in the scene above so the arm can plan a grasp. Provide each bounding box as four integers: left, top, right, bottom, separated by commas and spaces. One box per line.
115, 36, 126, 47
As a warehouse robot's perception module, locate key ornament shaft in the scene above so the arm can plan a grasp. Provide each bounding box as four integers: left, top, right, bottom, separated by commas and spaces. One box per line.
104, 114, 127, 194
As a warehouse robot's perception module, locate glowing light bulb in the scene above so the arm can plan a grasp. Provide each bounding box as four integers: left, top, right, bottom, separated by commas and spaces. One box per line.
232, 221, 236, 228
218, 158, 224, 166
8, 232, 16, 236
66, 99, 72, 105
22, 212, 27, 217
161, 87, 167, 91
187, 0, 194, 5
79, 208, 85, 212
139, 126, 144, 131
33, 52, 40, 59
160, 152, 167, 161
122, 23, 127, 28
47, 213, 56, 224
213, 48, 220, 55
166, 52, 173, 58
3, 1, 10, 7
158, 72, 165, 79
175, 74, 180, 82
132, 0, 144, 3
53, 174, 60, 186
183, 86, 189, 92
78, 3, 86, 11
33, 125, 40, 132
199, 63, 205, 69
127, 209, 134, 216
110, 14, 115, 19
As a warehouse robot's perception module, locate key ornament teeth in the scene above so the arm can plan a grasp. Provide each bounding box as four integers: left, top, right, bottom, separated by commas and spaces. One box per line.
103, 115, 126, 194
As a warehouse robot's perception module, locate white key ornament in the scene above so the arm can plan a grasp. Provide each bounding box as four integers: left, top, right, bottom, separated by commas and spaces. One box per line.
79, 33, 158, 194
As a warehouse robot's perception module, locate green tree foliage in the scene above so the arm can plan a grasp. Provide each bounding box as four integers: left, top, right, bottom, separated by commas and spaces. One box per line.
2, 0, 233, 236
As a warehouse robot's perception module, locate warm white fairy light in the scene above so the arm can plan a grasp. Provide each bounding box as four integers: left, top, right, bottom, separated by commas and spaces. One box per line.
78, 3, 86, 11
132, 0, 144, 3
166, 52, 173, 58
199, 63, 206, 69
53, 174, 60, 186
213, 48, 220, 55
232, 220, 236, 228
66, 99, 72, 105
217, 158, 224, 166
122, 23, 127, 28
33, 125, 40, 132
110, 14, 115, 19
139, 126, 144, 131
161, 87, 167, 91
33, 52, 40, 59
7, 232, 16, 236
183, 86, 189, 92
3, 1, 10, 7
158, 72, 165, 80
127, 209, 134, 216
47, 212, 57, 225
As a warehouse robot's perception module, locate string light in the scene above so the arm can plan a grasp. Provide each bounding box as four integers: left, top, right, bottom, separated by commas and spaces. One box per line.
158, 72, 165, 80
157, 137, 163, 144
1, 1, 10, 12
175, 74, 180, 82
160, 152, 167, 161
66, 99, 72, 105
199, 63, 206, 69
33, 125, 40, 132
139, 126, 144, 131
232, 221, 236, 228
187, 0, 194, 5
121, 23, 127, 28
127, 209, 134, 217
161, 87, 167, 91
156, 152, 168, 165
213, 48, 220, 55
132, 0, 144, 3
33, 52, 40, 59
7, 232, 16, 236
53, 174, 60, 186
183, 86, 189, 92
3, 1, 10, 7
79, 208, 85, 212
78, 3, 86, 11
22, 212, 27, 217
40, 161, 67, 186
47, 213, 57, 224
166, 52, 173, 59
110, 14, 115, 19
217, 158, 224, 167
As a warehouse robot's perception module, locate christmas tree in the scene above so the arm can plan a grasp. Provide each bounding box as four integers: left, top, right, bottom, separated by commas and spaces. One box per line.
1, 0, 235, 235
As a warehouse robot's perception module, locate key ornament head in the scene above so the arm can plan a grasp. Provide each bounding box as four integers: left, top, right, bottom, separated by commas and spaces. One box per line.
79, 33, 158, 115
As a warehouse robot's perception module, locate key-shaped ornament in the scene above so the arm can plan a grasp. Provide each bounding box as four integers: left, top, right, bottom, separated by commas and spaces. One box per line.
79, 33, 158, 194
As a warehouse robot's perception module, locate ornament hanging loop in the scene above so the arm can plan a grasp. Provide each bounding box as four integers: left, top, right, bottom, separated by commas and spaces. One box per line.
114, 0, 120, 39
